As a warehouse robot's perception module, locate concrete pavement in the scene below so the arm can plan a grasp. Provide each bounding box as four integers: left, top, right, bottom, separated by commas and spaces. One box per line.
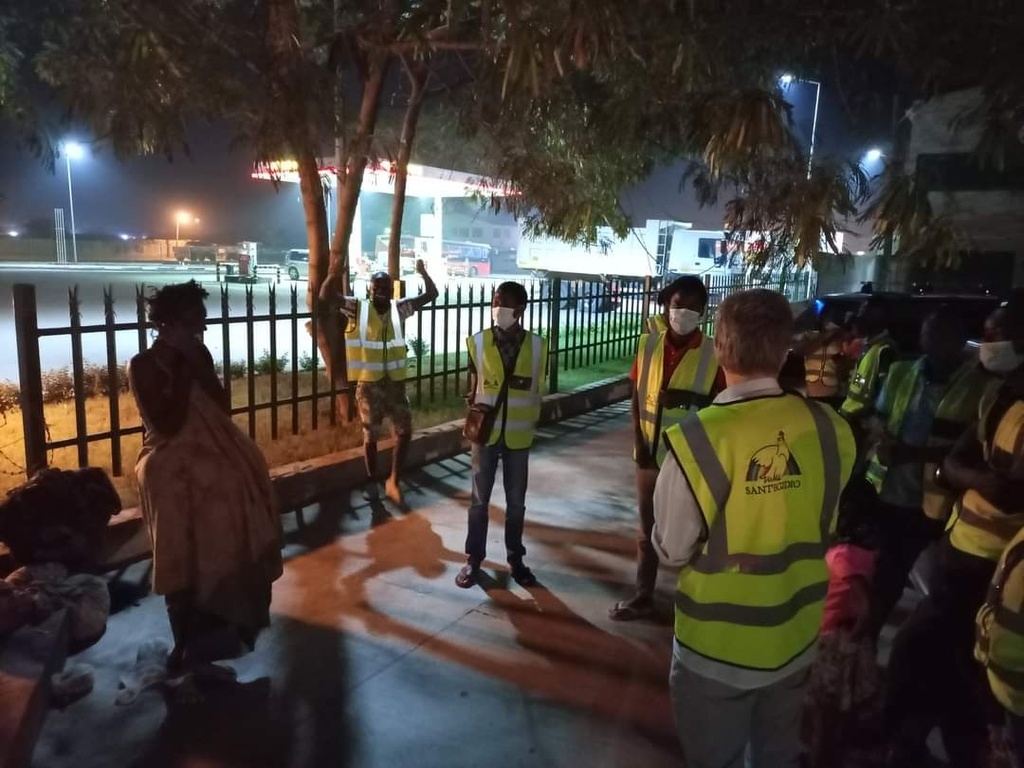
33, 402, 685, 768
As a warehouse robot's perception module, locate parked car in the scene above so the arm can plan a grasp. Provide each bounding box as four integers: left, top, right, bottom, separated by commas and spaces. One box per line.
284, 249, 310, 281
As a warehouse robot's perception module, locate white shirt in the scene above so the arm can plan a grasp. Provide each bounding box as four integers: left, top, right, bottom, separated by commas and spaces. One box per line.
652, 376, 819, 690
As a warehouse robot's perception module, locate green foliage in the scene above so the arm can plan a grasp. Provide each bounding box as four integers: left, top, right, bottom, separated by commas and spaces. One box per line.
298, 352, 319, 372
254, 350, 289, 375
407, 337, 430, 359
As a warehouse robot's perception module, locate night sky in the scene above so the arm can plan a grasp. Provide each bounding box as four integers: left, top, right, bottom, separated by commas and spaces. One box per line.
0, 80, 881, 247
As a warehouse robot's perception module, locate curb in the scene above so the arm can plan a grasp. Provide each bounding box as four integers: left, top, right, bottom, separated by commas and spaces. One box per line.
95, 376, 632, 571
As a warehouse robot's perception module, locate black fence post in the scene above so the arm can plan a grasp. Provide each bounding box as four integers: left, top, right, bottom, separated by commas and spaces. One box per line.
642, 275, 653, 324
549, 276, 562, 394
13, 284, 47, 477
103, 287, 123, 476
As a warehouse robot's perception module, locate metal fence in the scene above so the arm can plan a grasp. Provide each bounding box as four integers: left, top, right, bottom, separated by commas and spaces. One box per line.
10, 269, 816, 479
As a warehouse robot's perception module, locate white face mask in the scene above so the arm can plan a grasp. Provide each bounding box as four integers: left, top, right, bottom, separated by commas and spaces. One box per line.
668, 308, 701, 336
492, 307, 519, 330
979, 340, 1024, 374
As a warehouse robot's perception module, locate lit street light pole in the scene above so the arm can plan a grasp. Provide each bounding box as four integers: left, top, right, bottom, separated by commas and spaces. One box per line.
64, 141, 85, 263
175, 211, 198, 242
780, 75, 822, 180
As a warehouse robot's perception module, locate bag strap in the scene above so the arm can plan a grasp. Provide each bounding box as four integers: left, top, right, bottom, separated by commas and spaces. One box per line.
492, 336, 524, 414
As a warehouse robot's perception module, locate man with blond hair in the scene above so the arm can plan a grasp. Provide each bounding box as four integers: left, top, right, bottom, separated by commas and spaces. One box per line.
653, 289, 856, 768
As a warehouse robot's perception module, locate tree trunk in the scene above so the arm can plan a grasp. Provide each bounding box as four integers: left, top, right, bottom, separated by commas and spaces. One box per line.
324, 56, 390, 297
387, 60, 429, 279
265, 0, 342, 406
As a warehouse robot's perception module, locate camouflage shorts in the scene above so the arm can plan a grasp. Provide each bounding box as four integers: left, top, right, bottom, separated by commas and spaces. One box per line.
355, 378, 412, 439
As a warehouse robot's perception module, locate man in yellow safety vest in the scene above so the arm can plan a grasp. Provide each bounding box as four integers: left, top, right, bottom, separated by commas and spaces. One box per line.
840, 298, 896, 426
882, 305, 1024, 766
609, 275, 724, 621
976, 525, 1024, 764
652, 289, 856, 765
862, 309, 994, 642
343, 259, 438, 506
455, 281, 548, 588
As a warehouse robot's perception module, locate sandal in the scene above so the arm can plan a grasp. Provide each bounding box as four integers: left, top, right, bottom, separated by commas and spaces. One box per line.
608, 598, 655, 622
455, 562, 480, 589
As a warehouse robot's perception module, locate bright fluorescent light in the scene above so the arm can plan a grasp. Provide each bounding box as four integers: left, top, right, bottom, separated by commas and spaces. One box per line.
64, 141, 85, 161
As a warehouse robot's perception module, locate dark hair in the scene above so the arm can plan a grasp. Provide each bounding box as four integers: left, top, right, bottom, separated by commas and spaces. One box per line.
496, 281, 528, 307
658, 276, 708, 309
370, 271, 391, 284
146, 280, 208, 326
924, 306, 968, 343
834, 491, 882, 550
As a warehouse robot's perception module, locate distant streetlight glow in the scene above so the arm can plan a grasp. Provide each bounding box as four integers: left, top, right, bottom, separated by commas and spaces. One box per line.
119, 233, 131, 241
63, 140, 85, 263
864, 147, 884, 163
7, 230, 19, 238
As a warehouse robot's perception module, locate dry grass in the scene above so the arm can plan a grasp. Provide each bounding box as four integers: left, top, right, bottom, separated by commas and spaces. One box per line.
0, 357, 631, 507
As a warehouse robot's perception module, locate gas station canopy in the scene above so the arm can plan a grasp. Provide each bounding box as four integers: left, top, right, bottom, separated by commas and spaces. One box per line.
250, 160, 510, 199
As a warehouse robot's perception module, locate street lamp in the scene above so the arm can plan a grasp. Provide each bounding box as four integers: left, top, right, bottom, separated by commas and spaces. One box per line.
175, 210, 197, 242
63, 141, 85, 263
779, 74, 822, 180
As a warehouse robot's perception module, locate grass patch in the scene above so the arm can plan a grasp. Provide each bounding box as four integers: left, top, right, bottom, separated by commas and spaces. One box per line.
0, 357, 631, 508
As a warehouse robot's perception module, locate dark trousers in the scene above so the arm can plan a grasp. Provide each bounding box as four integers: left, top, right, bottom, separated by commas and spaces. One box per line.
884, 541, 1000, 767
635, 467, 660, 601
866, 501, 945, 643
465, 441, 530, 565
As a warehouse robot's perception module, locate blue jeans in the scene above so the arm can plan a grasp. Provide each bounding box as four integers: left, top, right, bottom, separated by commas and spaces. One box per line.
465, 441, 530, 565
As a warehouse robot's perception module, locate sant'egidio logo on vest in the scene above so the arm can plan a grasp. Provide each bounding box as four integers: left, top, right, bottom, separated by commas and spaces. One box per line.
744, 431, 802, 495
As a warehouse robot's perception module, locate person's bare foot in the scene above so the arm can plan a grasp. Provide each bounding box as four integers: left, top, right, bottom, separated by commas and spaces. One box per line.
384, 478, 406, 507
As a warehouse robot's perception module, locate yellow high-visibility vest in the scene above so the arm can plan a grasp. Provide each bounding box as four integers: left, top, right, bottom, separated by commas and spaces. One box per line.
948, 388, 1024, 561
467, 329, 547, 450
345, 300, 408, 383
646, 315, 668, 334
866, 359, 994, 520
635, 332, 718, 465
840, 335, 895, 417
664, 394, 856, 670
803, 331, 844, 390
976, 527, 1024, 715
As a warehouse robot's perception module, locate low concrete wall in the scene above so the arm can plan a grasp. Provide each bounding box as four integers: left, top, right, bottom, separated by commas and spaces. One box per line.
96, 376, 632, 570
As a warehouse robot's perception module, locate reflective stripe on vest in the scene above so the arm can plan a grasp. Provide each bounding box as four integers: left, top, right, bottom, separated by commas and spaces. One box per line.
866, 360, 992, 520
636, 332, 717, 466
664, 394, 856, 670
976, 530, 1024, 715
804, 334, 843, 388
647, 315, 667, 334
839, 336, 894, 416
345, 300, 408, 382
469, 329, 546, 450
949, 393, 1024, 560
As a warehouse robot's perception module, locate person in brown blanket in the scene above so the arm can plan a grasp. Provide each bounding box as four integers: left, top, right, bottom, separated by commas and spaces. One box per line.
128, 281, 282, 690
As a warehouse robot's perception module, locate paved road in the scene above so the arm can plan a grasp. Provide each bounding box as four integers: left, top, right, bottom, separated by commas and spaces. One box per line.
0, 264, 596, 381
33, 403, 685, 768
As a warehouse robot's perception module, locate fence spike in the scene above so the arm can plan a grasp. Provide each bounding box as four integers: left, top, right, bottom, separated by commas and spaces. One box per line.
68, 285, 81, 323
103, 285, 116, 323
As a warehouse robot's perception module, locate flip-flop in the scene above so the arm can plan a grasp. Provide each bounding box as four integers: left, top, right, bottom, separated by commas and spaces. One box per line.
608, 600, 655, 622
